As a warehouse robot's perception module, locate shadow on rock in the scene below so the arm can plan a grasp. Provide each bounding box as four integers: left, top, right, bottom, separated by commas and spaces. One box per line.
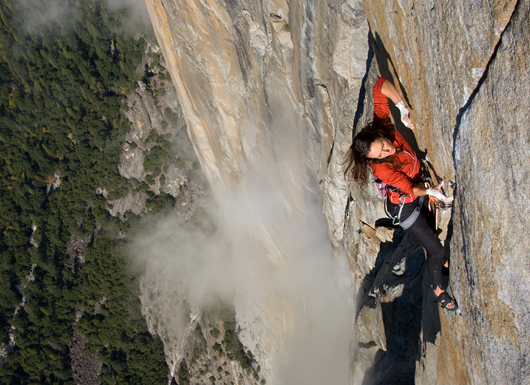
350, 30, 454, 385
352, 211, 442, 385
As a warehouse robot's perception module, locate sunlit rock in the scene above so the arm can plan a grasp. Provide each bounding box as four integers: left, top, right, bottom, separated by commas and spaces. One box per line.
144, 0, 530, 384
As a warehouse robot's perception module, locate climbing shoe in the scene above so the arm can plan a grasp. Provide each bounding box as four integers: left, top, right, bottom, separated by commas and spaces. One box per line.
435, 291, 458, 312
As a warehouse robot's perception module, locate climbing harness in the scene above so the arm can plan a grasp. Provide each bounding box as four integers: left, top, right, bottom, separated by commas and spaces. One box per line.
384, 194, 425, 230
376, 177, 427, 230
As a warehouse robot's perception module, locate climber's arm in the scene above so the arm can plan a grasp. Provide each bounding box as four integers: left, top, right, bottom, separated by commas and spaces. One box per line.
413, 182, 453, 203
380, 79, 414, 129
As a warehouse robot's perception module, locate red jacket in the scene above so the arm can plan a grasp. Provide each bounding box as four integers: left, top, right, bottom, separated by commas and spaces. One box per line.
370, 77, 422, 204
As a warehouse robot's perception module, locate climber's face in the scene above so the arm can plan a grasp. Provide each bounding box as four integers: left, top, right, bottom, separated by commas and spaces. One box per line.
366, 137, 396, 159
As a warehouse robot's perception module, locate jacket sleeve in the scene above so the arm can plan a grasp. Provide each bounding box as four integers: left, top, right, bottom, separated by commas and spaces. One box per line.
373, 77, 389, 121
371, 163, 417, 198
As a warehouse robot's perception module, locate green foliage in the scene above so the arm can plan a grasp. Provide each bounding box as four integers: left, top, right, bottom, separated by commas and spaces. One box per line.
107, 185, 128, 200
145, 191, 175, 214
144, 173, 156, 186
147, 130, 164, 145
212, 343, 222, 352
209, 328, 220, 339
144, 145, 166, 173
187, 323, 207, 365
203, 303, 257, 376
0, 0, 170, 383
177, 360, 190, 385
164, 107, 179, 128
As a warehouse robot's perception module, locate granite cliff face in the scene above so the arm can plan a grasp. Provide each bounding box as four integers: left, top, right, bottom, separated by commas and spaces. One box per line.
362, 1, 530, 384
144, 0, 368, 382
144, 0, 530, 383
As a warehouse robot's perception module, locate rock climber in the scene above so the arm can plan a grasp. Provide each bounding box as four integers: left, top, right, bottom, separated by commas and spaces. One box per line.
345, 76, 457, 311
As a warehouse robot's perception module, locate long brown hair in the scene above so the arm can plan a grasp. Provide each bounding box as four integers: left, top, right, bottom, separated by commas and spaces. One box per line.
345, 119, 403, 186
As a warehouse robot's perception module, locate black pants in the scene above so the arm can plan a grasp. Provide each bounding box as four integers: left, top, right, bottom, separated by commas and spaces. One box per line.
387, 198, 447, 290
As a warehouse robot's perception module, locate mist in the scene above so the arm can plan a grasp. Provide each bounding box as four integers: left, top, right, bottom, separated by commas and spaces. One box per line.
131, 92, 354, 383
7, 0, 356, 381
17, 0, 150, 35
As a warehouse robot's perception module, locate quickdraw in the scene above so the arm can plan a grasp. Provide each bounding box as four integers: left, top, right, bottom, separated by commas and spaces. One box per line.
424, 181, 439, 230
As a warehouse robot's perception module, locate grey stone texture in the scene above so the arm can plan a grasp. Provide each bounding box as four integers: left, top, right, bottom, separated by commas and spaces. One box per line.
362, 1, 530, 384
144, 1, 370, 381
69, 332, 101, 385
110, 44, 205, 221
145, 0, 530, 383
64, 233, 93, 273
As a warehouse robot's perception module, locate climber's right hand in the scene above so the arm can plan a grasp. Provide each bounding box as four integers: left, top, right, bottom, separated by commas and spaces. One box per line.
426, 181, 454, 203
396, 101, 414, 129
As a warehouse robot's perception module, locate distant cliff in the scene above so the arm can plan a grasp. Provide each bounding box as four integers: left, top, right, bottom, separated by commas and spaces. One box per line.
145, 0, 368, 383
145, 0, 530, 384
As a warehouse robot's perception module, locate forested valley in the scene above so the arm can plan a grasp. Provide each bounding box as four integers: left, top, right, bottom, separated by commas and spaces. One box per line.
0, 0, 192, 383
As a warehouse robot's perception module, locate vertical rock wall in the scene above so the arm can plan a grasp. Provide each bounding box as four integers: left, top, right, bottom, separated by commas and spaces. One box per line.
144, 0, 530, 383
363, 1, 530, 384
144, 0, 370, 237
144, 0, 370, 382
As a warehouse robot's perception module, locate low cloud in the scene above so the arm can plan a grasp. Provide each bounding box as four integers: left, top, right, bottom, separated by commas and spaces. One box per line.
130, 94, 354, 383
16, 0, 150, 35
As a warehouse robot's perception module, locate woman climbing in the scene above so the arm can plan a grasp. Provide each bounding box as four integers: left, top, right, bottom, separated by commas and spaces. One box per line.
346, 76, 457, 311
